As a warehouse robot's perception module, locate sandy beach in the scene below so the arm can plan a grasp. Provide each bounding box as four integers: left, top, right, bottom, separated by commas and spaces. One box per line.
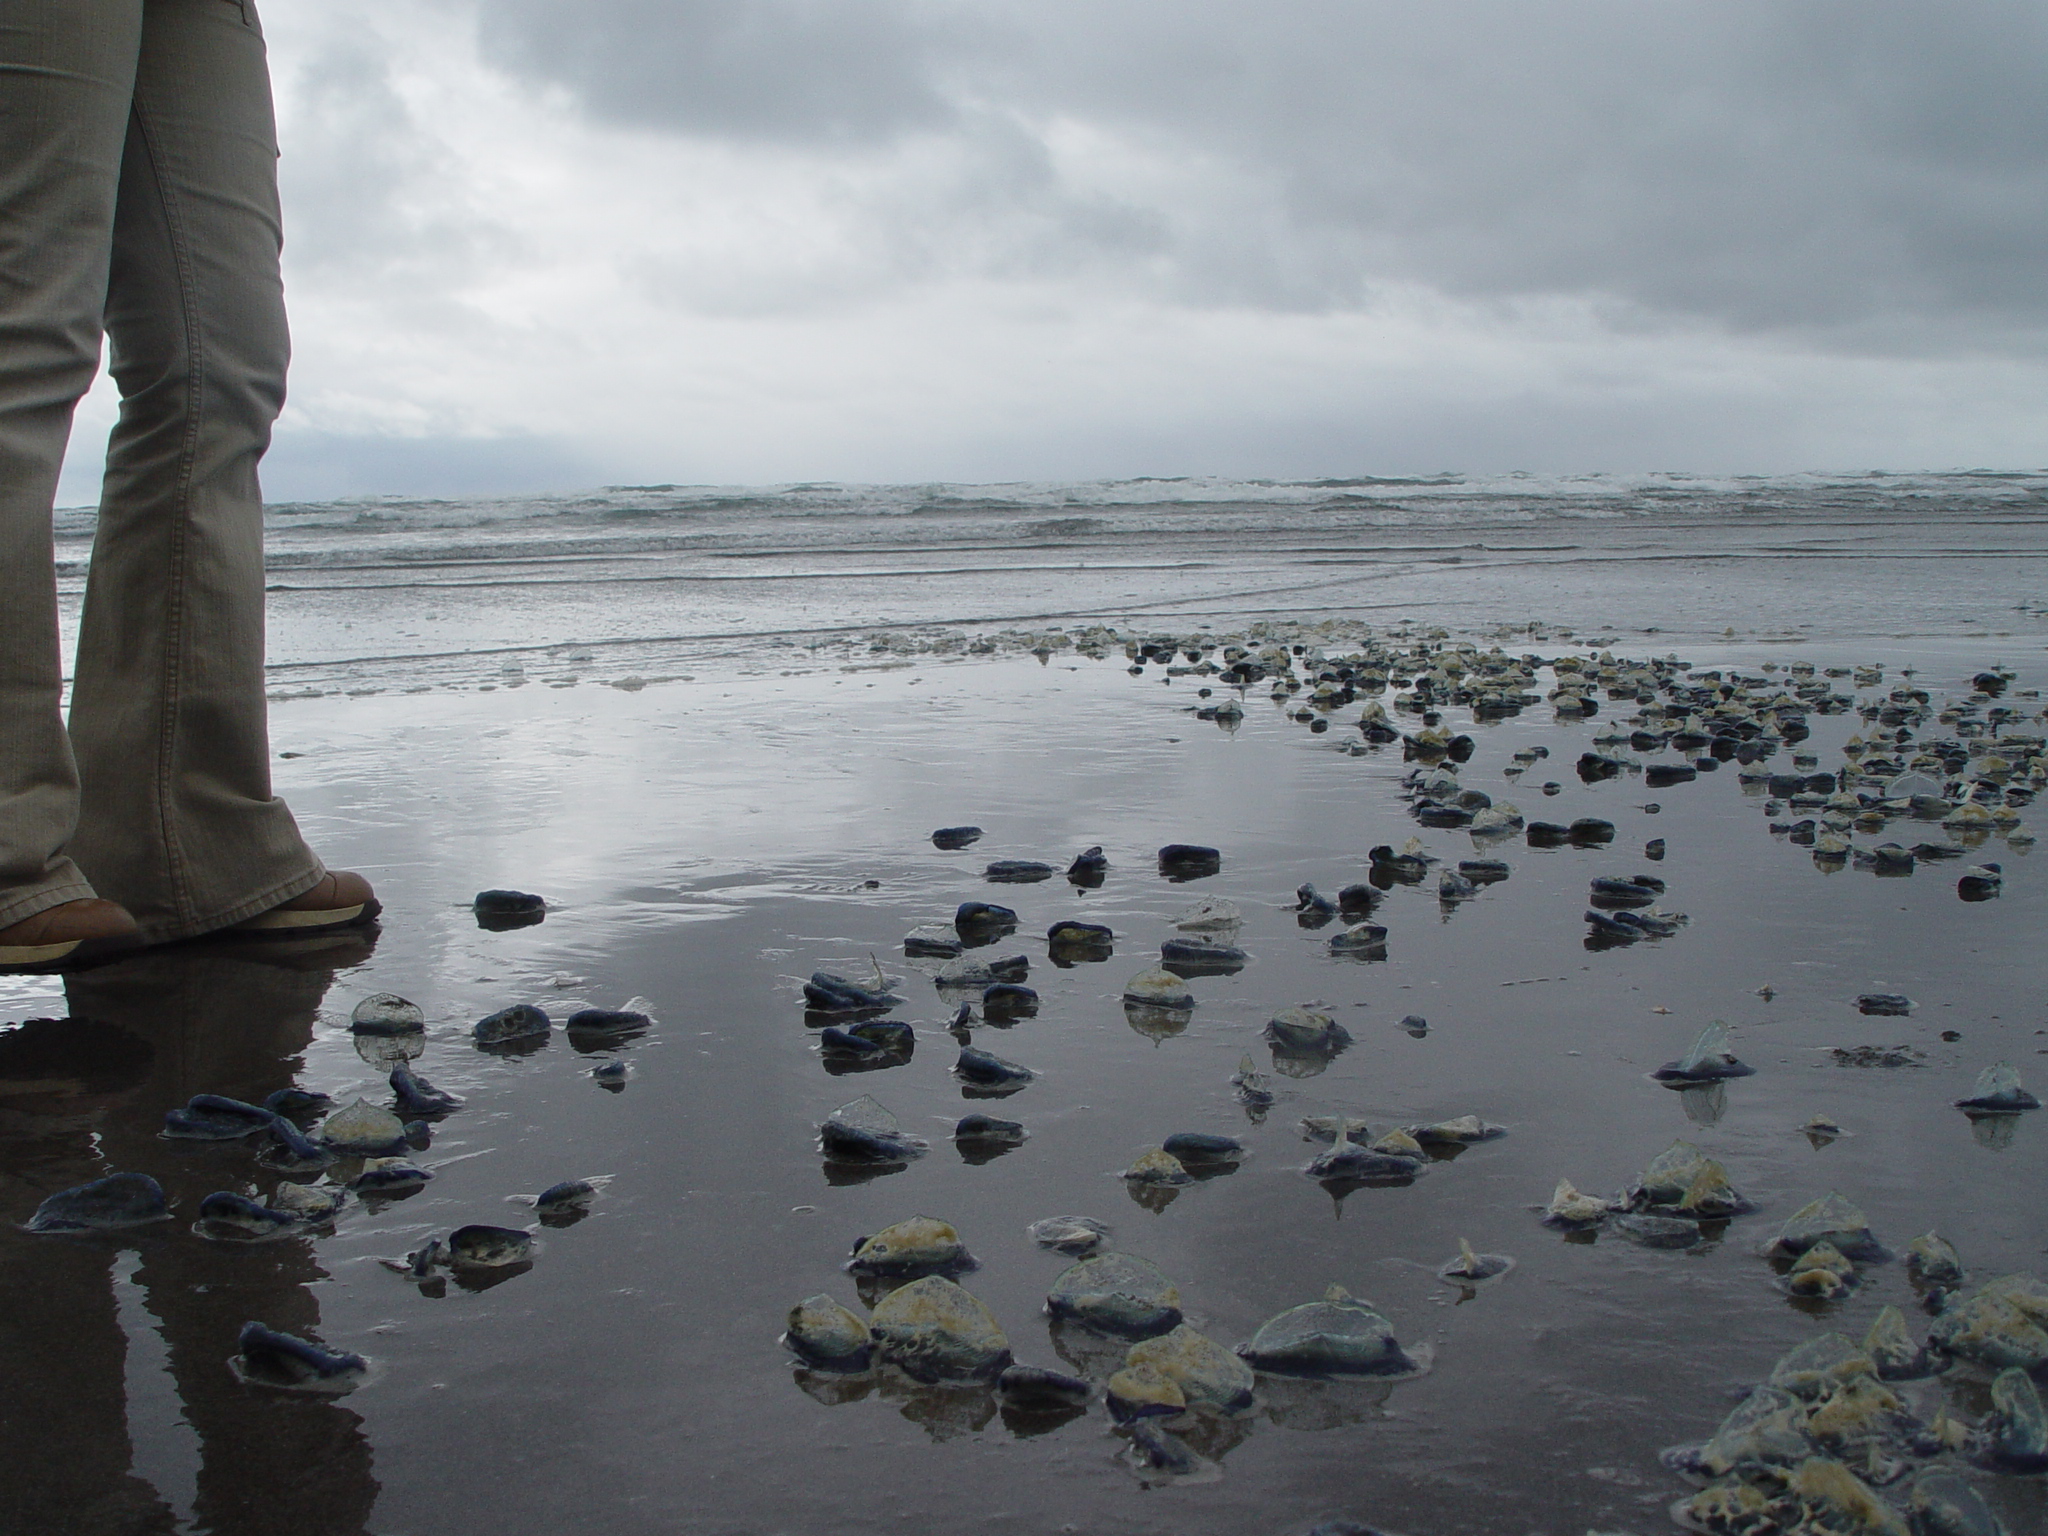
5, 478, 2047, 1536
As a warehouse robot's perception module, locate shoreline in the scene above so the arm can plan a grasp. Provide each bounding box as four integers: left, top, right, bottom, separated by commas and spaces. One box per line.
36, 473, 2048, 697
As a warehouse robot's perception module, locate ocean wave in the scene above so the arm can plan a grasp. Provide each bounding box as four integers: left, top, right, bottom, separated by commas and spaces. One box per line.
46, 473, 2048, 663
228, 469, 2038, 548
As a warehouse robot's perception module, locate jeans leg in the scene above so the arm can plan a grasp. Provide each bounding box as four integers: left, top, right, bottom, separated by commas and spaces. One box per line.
68, 0, 323, 943
0, 1013, 176, 1535
0, 2, 142, 927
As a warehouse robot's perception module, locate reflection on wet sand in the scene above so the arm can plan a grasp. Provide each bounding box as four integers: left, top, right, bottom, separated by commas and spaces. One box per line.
1257, 1375, 1396, 1433
0, 935, 380, 1536
8, 628, 2040, 1535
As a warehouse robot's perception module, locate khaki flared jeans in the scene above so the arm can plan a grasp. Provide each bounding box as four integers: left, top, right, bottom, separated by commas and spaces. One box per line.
0, 0, 323, 944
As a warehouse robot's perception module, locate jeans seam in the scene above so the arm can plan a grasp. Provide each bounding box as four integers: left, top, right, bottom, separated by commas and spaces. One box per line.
126, 100, 206, 931
0, 881, 99, 931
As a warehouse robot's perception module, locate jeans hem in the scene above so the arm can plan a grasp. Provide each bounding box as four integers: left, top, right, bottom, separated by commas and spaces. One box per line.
0, 880, 101, 929
131, 861, 326, 945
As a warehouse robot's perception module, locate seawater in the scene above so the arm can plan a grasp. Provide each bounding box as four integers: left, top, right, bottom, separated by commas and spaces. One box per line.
47, 469, 2048, 690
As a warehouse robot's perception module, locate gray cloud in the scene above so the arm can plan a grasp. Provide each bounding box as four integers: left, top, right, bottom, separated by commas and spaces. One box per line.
276, 26, 484, 280
110, 0, 2032, 503
474, 0, 961, 143
469, 0, 2048, 345
261, 431, 603, 502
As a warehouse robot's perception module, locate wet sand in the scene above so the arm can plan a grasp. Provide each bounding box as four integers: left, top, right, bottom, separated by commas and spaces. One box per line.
4, 621, 2044, 1535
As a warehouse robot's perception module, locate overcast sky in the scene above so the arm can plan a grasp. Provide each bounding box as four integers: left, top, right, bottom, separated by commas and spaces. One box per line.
59, 0, 2048, 502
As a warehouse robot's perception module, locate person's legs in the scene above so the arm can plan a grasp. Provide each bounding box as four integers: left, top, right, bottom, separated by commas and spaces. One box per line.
70, 946, 385, 1535
0, 3, 142, 933
0, 1014, 176, 1536
66, 0, 330, 944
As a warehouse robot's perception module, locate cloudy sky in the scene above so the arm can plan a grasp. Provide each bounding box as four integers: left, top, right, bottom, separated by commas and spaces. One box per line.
59, 0, 2048, 501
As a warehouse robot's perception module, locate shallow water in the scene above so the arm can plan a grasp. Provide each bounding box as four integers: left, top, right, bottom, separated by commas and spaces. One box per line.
49, 469, 2048, 694
4, 629, 2044, 1535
